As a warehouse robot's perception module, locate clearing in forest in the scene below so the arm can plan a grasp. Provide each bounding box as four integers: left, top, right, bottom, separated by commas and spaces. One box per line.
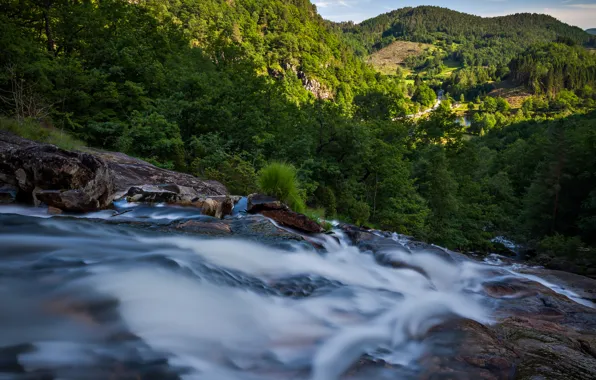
488, 80, 532, 109
367, 41, 433, 75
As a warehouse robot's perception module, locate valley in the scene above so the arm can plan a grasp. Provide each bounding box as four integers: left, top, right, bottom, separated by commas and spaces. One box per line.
1, 1, 596, 379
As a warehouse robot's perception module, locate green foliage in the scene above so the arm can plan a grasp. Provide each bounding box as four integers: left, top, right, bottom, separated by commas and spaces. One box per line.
538, 234, 584, 258
258, 162, 305, 212
510, 43, 596, 96
0, 118, 84, 151
336, 6, 590, 67
412, 84, 436, 107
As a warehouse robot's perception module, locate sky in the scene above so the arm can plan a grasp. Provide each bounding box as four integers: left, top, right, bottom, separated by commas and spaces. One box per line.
313, 0, 596, 29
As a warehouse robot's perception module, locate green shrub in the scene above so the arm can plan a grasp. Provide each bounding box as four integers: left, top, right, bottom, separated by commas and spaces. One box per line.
258, 162, 305, 212
538, 234, 584, 258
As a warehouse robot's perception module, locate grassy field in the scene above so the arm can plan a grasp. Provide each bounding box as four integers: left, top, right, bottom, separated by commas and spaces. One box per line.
436, 59, 460, 79
367, 41, 433, 75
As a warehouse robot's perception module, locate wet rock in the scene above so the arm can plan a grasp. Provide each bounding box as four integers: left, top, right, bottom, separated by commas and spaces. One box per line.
0, 134, 114, 212
246, 194, 323, 234
191, 196, 235, 219
520, 269, 596, 305
126, 185, 181, 204
420, 319, 519, 380
90, 149, 227, 198
173, 219, 232, 235
260, 209, 323, 234
0, 184, 17, 204
496, 316, 596, 379
47, 206, 63, 215
228, 215, 313, 250
483, 279, 539, 299
246, 194, 284, 213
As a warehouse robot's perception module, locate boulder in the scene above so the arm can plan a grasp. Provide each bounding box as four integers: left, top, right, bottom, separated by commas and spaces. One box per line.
192, 196, 236, 219
89, 149, 228, 199
247, 194, 284, 213
0, 131, 229, 212
126, 185, 181, 204
0, 133, 114, 212
246, 194, 323, 234
0, 184, 17, 204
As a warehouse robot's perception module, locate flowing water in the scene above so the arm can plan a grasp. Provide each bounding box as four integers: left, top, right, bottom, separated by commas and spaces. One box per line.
0, 203, 591, 379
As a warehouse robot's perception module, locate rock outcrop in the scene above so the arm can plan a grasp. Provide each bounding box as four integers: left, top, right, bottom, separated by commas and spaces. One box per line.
247, 194, 323, 234
0, 132, 114, 212
90, 149, 228, 200
0, 131, 229, 212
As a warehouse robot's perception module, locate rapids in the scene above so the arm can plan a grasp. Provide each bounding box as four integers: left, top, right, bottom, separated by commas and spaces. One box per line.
0, 204, 591, 379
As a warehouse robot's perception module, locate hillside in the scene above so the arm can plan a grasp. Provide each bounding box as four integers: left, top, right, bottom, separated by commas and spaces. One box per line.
587, 28, 596, 35
367, 41, 433, 75
335, 6, 591, 67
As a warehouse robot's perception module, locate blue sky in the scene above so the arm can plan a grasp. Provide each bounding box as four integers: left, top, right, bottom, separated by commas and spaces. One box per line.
313, 0, 596, 29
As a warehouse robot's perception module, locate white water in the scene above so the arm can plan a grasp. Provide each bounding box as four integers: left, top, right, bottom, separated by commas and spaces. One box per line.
0, 205, 593, 379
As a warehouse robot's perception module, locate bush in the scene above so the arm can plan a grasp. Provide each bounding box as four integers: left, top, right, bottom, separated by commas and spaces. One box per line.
258, 162, 305, 212
538, 234, 584, 258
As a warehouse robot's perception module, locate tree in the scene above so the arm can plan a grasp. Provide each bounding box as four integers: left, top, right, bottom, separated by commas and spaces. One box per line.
413, 84, 436, 108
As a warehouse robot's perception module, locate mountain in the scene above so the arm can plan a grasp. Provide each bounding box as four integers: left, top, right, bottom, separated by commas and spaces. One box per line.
587, 28, 596, 35
333, 6, 591, 66
135, 0, 380, 100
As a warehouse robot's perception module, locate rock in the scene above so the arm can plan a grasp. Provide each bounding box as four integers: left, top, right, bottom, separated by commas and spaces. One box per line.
260, 209, 324, 234
220, 197, 234, 218
0, 184, 17, 204
246, 194, 284, 213
0, 131, 228, 212
199, 198, 219, 218
47, 206, 63, 215
246, 194, 323, 234
173, 220, 232, 235
0, 133, 114, 212
89, 149, 228, 199
126, 186, 181, 204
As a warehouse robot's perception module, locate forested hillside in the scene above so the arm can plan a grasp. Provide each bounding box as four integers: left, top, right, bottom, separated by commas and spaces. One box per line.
510, 43, 596, 96
1, 0, 596, 271
334, 6, 591, 66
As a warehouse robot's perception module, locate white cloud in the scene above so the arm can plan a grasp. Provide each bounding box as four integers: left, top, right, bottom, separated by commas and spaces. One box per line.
568, 3, 596, 9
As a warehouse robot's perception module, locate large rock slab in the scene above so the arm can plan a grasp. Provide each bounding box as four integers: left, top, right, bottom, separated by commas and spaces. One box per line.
90, 149, 228, 199
0, 131, 228, 212
0, 132, 114, 212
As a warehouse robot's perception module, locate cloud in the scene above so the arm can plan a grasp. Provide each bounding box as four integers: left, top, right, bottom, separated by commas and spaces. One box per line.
313, 0, 358, 8
568, 3, 596, 9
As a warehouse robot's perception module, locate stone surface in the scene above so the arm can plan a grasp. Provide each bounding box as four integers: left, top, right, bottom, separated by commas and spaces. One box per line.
126, 185, 181, 204
47, 206, 63, 215
0, 132, 114, 212
173, 220, 232, 235
0, 184, 17, 204
90, 149, 228, 199
246, 194, 323, 234
0, 131, 228, 212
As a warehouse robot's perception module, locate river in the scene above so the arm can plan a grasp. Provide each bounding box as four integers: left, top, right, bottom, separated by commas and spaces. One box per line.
0, 202, 594, 379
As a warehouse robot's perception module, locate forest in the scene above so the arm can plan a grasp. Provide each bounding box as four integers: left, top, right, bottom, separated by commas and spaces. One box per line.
1, 0, 596, 272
